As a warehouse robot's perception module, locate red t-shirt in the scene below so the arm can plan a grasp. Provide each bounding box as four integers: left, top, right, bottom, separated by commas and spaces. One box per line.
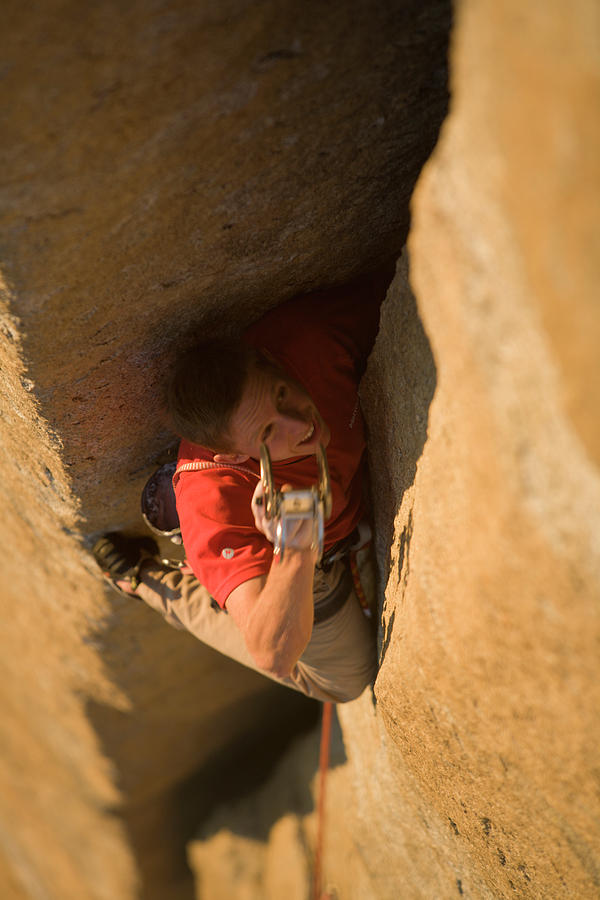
174, 268, 392, 608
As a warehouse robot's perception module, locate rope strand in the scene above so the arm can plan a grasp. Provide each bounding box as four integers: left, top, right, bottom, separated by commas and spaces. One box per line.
312, 701, 334, 900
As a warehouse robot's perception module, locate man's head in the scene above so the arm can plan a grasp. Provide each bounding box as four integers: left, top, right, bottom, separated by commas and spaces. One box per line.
167, 338, 330, 463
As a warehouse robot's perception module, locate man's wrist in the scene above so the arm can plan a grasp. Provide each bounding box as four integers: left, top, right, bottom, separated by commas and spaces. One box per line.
272, 545, 317, 568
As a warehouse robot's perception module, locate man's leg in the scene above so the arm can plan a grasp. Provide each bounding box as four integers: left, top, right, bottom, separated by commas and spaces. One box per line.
134, 556, 376, 702
290, 559, 377, 702
95, 535, 377, 703
135, 561, 261, 672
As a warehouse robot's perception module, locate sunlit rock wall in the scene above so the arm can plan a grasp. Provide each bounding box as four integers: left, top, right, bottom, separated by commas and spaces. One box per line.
0, 1, 450, 897
360, 0, 599, 897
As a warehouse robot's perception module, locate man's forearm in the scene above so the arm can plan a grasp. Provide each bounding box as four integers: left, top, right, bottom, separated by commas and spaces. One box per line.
244, 549, 315, 677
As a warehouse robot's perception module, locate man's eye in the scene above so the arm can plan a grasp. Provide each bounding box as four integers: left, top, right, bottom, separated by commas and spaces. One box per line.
262, 424, 273, 441
276, 385, 286, 406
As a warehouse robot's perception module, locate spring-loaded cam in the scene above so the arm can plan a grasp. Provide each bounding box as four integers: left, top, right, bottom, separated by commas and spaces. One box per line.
259, 442, 332, 561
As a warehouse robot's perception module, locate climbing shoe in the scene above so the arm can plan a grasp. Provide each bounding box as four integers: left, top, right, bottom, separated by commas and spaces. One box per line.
92, 532, 158, 595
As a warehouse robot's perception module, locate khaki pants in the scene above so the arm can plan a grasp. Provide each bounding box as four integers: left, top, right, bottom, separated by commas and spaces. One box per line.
136, 556, 377, 703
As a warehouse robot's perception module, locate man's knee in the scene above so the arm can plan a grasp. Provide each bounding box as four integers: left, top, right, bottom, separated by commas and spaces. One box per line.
329, 659, 377, 703
295, 643, 377, 703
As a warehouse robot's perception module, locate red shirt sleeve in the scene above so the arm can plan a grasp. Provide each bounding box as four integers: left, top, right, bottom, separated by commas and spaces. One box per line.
175, 466, 273, 608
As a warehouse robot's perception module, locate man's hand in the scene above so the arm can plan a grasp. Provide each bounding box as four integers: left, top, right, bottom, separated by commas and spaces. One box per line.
251, 480, 278, 544
225, 480, 319, 679
251, 480, 319, 558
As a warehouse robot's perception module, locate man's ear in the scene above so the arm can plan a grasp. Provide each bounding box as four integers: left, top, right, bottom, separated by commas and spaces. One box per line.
213, 452, 250, 464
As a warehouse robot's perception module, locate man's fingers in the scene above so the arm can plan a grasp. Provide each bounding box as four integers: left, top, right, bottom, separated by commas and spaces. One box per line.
251, 480, 277, 542
253, 481, 295, 504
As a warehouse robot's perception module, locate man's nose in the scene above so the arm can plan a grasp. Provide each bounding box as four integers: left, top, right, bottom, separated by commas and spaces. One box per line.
276, 395, 306, 421
278, 410, 309, 436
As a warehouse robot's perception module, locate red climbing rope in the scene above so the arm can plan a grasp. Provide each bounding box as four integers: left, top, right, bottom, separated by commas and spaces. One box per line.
312, 700, 334, 900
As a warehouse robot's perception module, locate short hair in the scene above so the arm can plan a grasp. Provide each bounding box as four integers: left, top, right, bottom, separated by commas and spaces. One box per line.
167, 338, 257, 451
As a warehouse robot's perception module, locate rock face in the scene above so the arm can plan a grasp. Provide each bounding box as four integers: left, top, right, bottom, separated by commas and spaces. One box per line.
381, 1, 600, 893
1, 0, 449, 533
5, 0, 597, 897
0, 1, 450, 898
189, 0, 600, 898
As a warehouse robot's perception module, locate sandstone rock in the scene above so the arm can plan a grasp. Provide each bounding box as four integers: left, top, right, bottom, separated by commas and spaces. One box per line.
361, 0, 600, 895
188, 723, 330, 900
0, 1, 449, 896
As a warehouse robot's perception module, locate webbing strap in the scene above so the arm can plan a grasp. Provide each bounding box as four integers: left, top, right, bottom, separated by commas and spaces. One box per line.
349, 550, 371, 615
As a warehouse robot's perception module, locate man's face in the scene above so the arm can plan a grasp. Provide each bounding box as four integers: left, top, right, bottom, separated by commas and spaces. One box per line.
224, 363, 330, 462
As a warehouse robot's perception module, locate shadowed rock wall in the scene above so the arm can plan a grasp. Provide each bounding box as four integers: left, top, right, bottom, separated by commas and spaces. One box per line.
1, 0, 449, 533
188, 0, 600, 897
0, 1, 450, 897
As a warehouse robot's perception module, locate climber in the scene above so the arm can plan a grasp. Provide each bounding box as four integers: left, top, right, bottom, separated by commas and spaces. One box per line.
93, 264, 394, 703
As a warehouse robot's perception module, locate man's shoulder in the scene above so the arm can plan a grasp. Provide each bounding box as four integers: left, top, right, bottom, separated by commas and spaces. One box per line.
174, 442, 260, 497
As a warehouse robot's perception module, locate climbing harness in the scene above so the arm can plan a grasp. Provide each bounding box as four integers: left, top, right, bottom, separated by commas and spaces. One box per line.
349, 549, 372, 617
259, 441, 332, 562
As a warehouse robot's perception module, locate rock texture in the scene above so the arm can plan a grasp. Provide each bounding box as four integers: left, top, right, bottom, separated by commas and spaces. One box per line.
381, 1, 600, 893
188, 725, 328, 900
189, 0, 600, 898
1, 0, 449, 533
0, 1, 449, 898
6, 0, 598, 896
